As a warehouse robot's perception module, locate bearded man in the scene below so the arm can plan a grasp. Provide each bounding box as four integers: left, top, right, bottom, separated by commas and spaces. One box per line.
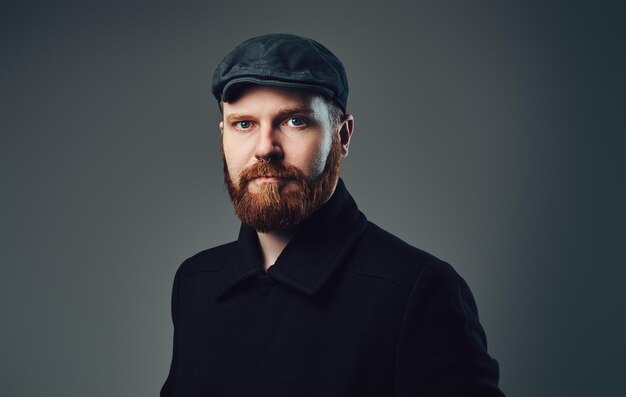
160, 34, 505, 397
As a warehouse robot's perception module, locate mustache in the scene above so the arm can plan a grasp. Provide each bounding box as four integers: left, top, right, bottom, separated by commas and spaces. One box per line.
238, 161, 305, 186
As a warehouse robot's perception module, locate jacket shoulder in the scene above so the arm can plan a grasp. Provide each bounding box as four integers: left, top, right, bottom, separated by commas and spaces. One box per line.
348, 221, 453, 292
175, 241, 238, 280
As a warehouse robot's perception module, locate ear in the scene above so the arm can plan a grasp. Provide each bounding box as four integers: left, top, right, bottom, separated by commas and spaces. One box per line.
339, 114, 354, 158
219, 121, 224, 135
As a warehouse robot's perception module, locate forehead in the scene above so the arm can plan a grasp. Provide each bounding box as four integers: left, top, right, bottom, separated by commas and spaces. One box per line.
222, 85, 329, 117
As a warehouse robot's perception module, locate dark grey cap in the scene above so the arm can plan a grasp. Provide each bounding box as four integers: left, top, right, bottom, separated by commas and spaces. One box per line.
211, 33, 349, 113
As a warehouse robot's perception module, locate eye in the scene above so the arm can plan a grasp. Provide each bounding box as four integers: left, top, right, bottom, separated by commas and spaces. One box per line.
234, 121, 253, 130
285, 117, 307, 128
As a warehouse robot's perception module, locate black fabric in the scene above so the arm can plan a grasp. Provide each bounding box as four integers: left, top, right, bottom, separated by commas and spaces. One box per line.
160, 179, 504, 397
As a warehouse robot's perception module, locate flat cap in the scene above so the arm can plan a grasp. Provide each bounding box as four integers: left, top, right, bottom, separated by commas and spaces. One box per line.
211, 33, 349, 112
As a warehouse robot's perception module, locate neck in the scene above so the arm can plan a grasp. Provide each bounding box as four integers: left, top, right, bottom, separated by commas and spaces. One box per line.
257, 227, 298, 271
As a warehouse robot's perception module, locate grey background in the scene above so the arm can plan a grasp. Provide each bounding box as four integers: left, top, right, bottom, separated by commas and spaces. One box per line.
2, 0, 625, 396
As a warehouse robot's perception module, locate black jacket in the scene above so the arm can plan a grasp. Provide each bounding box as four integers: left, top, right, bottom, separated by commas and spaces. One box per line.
161, 179, 504, 396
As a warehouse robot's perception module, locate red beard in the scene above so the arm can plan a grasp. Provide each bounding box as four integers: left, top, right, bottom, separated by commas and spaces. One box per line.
223, 133, 342, 233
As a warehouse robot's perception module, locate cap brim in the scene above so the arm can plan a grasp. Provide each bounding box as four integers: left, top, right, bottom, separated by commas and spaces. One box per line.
221, 77, 335, 103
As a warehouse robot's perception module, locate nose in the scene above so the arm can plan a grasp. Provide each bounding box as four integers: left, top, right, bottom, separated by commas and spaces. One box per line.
254, 123, 284, 162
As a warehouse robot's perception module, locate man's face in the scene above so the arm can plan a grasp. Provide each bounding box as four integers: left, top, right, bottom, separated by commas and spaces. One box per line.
219, 85, 344, 233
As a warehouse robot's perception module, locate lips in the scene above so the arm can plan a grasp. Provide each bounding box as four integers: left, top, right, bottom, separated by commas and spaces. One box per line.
255, 176, 280, 179
238, 162, 301, 185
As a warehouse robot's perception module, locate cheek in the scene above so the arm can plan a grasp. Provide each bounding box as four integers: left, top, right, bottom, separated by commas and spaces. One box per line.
303, 136, 332, 177
222, 141, 243, 182
310, 150, 327, 176
225, 158, 237, 181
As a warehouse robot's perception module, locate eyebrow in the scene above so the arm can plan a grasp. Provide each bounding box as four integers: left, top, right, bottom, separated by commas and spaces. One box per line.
225, 113, 255, 122
225, 106, 316, 123
275, 106, 316, 118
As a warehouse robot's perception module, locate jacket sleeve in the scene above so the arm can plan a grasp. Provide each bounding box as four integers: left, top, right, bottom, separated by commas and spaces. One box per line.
393, 260, 505, 397
160, 267, 180, 397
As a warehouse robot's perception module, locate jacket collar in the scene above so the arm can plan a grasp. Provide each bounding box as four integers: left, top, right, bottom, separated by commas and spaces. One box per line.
216, 178, 368, 300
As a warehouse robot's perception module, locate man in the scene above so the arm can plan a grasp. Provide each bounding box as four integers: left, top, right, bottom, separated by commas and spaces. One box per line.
161, 33, 504, 396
